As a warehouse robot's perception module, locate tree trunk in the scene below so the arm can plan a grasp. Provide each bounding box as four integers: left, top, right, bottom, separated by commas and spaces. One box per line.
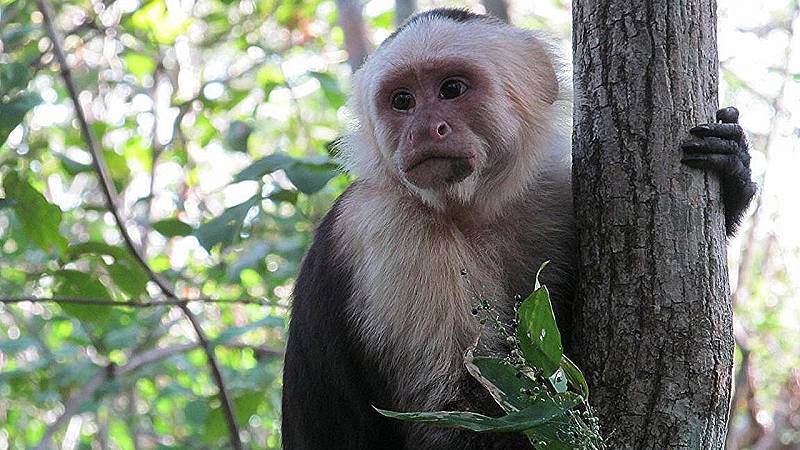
571, 1, 734, 449
481, 0, 510, 23
336, 0, 372, 71
394, 0, 417, 27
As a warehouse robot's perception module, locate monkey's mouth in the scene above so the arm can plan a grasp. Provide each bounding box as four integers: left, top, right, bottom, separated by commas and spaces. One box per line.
402, 154, 477, 189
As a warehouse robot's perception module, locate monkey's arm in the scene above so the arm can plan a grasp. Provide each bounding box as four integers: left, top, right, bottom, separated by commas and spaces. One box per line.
682, 106, 758, 236
282, 203, 402, 450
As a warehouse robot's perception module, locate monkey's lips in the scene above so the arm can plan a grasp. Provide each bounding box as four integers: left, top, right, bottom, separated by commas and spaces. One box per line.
401, 150, 477, 189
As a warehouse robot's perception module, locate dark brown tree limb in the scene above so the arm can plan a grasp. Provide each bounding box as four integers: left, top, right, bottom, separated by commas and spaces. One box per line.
572, 1, 733, 447
33, 1, 242, 448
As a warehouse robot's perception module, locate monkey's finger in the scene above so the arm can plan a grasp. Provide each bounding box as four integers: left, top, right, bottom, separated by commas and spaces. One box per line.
689, 123, 743, 140
716, 107, 740, 124
682, 154, 743, 174
681, 137, 740, 155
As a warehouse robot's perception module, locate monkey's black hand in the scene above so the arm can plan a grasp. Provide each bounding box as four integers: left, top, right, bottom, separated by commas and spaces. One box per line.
682, 106, 757, 236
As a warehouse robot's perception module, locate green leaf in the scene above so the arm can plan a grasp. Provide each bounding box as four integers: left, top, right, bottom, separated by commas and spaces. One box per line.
105, 258, 149, 298
0, 62, 32, 95
185, 399, 210, 427
233, 153, 296, 183
210, 315, 284, 346
284, 161, 339, 194
525, 410, 605, 450
0, 92, 41, 145
467, 356, 539, 412
56, 153, 94, 176
3, 172, 68, 256
68, 242, 149, 299
268, 188, 298, 204
516, 287, 563, 377
375, 394, 579, 433
227, 241, 270, 279
103, 149, 131, 189
109, 420, 135, 450
69, 241, 129, 260
123, 52, 156, 82
560, 355, 589, 399
225, 120, 253, 153
193, 196, 259, 251
1, 24, 35, 52
308, 71, 346, 108
257, 66, 285, 99
233, 153, 338, 192
152, 218, 193, 237
204, 390, 265, 443
0, 336, 38, 354
130, 0, 186, 44
195, 113, 216, 147
53, 270, 113, 323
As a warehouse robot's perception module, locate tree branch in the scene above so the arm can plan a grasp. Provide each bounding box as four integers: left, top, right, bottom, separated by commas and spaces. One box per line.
33, 1, 243, 448
0, 296, 284, 308
481, 0, 510, 23
33, 341, 282, 449
394, 0, 417, 26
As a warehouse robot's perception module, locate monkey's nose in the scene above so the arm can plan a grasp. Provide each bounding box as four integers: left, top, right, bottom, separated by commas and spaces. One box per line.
431, 121, 451, 141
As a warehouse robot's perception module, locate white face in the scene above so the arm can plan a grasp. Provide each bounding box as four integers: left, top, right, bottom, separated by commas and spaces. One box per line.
341, 14, 562, 214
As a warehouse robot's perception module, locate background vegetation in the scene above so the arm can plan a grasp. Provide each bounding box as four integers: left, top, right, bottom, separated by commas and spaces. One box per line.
0, 0, 797, 448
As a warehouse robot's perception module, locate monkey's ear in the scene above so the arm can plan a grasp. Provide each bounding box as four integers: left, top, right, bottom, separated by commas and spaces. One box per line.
536, 52, 559, 105
525, 36, 559, 105
540, 63, 559, 105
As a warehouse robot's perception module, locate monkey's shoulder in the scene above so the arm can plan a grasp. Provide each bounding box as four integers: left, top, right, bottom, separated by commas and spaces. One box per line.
291, 191, 354, 320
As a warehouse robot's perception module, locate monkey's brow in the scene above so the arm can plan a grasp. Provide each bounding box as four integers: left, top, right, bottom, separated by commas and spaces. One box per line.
377, 57, 486, 89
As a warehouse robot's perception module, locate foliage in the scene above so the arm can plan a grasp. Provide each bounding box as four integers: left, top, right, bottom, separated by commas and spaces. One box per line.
0, 0, 798, 448
0, 0, 402, 446
377, 267, 605, 449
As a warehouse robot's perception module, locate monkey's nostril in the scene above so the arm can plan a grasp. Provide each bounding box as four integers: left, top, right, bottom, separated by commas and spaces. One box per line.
435, 122, 450, 138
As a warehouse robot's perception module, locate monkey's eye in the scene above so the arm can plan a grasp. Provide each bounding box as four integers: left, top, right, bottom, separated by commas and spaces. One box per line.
439, 79, 468, 100
391, 91, 415, 111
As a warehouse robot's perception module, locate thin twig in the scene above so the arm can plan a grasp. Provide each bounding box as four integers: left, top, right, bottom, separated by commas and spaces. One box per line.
0, 296, 285, 308
33, 1, 243, 448
34, 345, 192, 450
35, 369, 108, 450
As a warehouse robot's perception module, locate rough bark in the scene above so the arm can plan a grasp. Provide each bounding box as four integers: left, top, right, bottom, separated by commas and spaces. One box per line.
571, 1, 734, 449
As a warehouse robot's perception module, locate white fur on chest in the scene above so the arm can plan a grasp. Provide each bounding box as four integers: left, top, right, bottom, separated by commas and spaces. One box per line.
336, 188, 505, 409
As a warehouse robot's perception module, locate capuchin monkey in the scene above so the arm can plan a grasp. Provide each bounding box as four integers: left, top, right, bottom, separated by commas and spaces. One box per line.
282, 8, 756, 450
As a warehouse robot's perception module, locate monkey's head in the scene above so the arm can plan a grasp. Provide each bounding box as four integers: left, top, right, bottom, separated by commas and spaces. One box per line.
342, 9, 565, 215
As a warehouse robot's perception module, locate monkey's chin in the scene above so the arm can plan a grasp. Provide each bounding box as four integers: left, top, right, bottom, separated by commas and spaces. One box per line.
402, 157, 475, 189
